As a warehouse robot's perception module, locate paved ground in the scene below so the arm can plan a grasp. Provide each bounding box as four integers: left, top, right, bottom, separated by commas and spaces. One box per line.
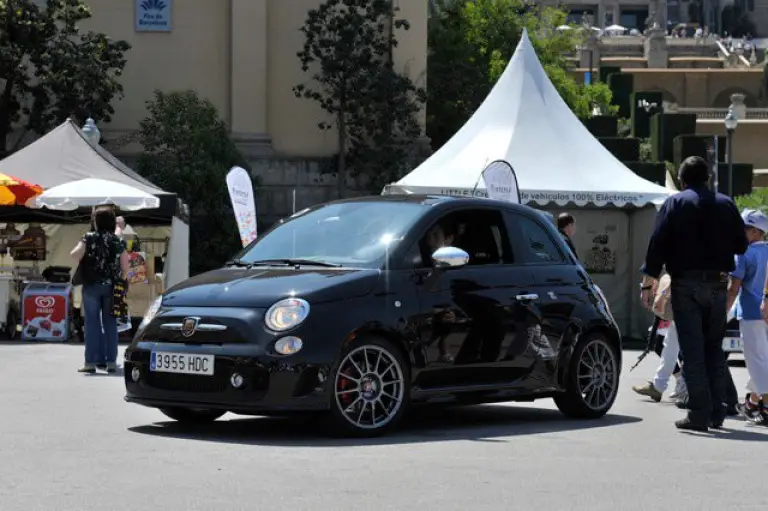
1, 343, 766, 511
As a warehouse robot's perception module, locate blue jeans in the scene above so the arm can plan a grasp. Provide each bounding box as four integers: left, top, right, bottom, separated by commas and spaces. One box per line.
82, 283, 118, 367
670, 276, 729, 425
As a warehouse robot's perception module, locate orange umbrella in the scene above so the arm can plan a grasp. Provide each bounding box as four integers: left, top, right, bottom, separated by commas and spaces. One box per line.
0, 173, 44, 206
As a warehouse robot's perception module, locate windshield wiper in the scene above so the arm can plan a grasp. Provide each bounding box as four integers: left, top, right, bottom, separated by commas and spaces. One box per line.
225, 259, 254, 268
248, 258, 342, 268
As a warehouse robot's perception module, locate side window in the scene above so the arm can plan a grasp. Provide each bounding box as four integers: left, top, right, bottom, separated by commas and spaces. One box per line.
511, 214, 565, 264
414, 209, 514, 267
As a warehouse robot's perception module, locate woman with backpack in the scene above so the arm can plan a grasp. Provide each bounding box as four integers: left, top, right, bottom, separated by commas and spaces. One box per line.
70, 206, 130, 374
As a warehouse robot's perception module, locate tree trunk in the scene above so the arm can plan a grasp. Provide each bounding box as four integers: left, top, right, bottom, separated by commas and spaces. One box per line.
0, 78, 13, 158
337, 112, 347, 199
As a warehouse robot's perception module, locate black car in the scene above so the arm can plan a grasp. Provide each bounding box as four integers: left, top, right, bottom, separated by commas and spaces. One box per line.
124, 195, 622, 436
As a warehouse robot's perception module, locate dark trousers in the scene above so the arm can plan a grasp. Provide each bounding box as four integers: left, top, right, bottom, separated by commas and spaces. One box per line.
670, 276, 729, 425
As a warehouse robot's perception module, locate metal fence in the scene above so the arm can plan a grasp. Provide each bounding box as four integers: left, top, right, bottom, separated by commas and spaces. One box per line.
676, 108, 768, 119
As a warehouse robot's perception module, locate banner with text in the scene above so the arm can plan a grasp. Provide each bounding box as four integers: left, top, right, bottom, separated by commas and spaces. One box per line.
226, 166, 258, 247
481, 160, 521, 203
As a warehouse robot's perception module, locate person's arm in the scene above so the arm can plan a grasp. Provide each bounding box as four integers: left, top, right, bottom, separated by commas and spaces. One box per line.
728, 254, 747, 316
70, 241, 86, 262
120, 251, 130, 280
640, 199, 672, 280
762, 261, 768, 323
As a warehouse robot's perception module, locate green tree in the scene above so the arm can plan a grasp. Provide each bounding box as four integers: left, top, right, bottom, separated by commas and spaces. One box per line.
735, 188, 768, 212
427, 0, 615, 149
136, 90, 251, 275
0, 0, 130, 156
294, 0, 425, 195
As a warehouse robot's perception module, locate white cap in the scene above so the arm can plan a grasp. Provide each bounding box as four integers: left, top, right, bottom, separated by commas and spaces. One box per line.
742, 209, 768, 233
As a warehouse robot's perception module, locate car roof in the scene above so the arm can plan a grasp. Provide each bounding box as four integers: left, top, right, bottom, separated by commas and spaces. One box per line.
324, 194, 541, 215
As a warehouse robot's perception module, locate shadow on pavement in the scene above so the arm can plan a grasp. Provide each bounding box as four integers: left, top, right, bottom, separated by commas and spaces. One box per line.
680, 425, 768, 441
128, 405, 642, 447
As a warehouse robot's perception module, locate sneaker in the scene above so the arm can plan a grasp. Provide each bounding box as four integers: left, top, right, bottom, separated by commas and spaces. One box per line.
106, 363, 117, 374
740, 394, 765, 423
77, 366, 96, 374
669, 378, 688, 400
632, 381, 662, 402
96, 364, 107, 371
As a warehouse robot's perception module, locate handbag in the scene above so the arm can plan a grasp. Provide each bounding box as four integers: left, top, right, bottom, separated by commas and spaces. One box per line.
71, 262, 84, 286
652, 274, 673, 321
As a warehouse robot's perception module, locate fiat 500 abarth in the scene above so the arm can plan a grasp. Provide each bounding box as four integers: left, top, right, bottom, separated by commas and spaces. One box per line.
124, 195, 622, 437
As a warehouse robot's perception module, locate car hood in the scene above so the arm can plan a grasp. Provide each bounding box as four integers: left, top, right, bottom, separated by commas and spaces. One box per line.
162, 267, 381, 308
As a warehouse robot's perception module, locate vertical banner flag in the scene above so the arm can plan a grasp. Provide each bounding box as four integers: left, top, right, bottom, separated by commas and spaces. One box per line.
482, 160, 521, 203
226, 166, 258, 247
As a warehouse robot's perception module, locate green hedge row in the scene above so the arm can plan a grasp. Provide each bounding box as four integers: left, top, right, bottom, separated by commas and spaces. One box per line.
650, 113, 697, 162
714, 163, 754, 197
599, 137, 640, 161
630, 91, 663, 138
599, 66, 621, 83
672, 135, 727, 167
625, 162, 667, 186
608, 73, 634, 118
582, 115, 617, 137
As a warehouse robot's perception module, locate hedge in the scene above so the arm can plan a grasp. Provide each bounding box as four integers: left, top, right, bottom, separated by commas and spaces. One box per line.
673, 135, 727, 167
650, 113, 697, 162
714, 163, 754, 197
599, 66, 621, 83
630, 91, 663, 138
608, 73, 635, 118
625, 162, 667, 186
582, 115, 618, 137
598, 136, 640, 161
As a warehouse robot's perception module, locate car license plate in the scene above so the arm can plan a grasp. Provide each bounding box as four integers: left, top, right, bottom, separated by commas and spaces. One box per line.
150, 352, 215, 376
722, 337, 743, 352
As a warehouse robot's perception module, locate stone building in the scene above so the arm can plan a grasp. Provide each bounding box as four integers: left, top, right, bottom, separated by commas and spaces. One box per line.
77, 0, 428, 221
539, 0, 765, 34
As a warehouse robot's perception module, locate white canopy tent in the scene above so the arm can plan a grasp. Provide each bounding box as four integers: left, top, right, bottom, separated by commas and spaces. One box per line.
385, 30, 673, 339
386, 30, 670, 208
0, 119, 190, 322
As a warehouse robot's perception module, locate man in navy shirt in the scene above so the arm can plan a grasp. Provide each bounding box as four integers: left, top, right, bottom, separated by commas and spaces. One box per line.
640, 156, 748, 432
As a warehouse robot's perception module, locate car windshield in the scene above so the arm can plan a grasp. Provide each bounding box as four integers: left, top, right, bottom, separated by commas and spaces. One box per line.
234, 201, 425, 268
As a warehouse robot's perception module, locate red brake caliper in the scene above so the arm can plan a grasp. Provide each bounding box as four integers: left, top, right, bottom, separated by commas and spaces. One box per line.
337, 366, 354, 406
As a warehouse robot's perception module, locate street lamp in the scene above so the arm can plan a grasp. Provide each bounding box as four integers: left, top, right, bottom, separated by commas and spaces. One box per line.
81, 118, 101, 145
724, 108, 738, 197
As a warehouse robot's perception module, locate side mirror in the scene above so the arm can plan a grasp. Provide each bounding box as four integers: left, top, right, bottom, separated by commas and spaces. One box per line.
431, 246, 469, 269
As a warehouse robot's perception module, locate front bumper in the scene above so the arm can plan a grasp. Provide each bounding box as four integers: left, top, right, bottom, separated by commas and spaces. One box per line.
124, 341, 332, 414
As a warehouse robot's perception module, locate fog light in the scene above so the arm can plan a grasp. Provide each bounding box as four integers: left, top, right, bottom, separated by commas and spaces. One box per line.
230, 373, 245, 389
274, 336, 303, 355
131, 367, 141, 382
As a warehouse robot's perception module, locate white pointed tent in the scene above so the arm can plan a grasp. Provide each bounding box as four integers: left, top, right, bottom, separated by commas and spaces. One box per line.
387, 30, 670, 339
386, 30, 670, 208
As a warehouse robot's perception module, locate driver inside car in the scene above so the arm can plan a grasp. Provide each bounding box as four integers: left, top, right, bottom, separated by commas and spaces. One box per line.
425, 222, 455, 254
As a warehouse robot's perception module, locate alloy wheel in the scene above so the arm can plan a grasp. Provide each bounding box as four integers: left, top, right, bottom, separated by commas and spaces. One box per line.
576, 339, 618, 411
334, 345, 406, 430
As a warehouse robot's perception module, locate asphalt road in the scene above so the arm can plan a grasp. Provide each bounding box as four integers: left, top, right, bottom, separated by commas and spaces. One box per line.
1, 343, 766, 511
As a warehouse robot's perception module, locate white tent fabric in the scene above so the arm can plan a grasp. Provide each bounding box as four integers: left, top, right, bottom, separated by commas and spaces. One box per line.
0, 119, 167, 196
386, 30, 671, 208
28, 178, 161, 211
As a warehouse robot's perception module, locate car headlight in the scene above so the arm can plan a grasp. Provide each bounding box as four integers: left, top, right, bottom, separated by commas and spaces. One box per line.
139, 296, 163, 329
265, 298, 310, 332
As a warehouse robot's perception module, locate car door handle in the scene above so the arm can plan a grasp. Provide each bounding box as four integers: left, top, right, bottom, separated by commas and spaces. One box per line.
515, 293, 539, 302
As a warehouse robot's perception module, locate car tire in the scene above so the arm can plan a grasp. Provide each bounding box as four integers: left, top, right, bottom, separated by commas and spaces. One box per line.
327, 336, 411, 437
159, 407, 226, 424
554, 332, 620, 419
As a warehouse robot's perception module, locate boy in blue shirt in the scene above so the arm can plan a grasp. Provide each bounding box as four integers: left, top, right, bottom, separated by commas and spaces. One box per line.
727, 209, 768, 423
